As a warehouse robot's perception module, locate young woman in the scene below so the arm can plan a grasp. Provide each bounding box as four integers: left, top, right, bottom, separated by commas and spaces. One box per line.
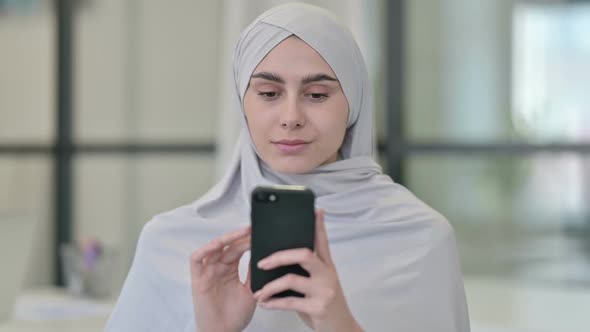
106, 4, 470, 331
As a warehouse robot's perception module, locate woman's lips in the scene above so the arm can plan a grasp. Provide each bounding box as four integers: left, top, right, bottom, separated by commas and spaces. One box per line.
273, 140, 309, 153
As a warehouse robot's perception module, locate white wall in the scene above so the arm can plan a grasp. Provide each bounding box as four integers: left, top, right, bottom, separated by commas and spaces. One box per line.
73, 0, 221, 289
0, 4, 54, 143
0, 2, 55, 288
0, 0, 222, 289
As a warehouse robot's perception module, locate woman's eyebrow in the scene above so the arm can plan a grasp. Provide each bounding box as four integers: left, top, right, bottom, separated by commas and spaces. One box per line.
250, 72, 285, 83
301, 73, 339, 85
250, 72, 339, 85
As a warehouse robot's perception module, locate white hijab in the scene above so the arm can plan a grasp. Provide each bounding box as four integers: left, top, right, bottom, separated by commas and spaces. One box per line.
106, 4, 470, 331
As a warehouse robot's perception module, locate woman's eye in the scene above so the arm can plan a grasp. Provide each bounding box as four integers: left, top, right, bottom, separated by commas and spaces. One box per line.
258, 91, 278, 98
308, 93, 329, 101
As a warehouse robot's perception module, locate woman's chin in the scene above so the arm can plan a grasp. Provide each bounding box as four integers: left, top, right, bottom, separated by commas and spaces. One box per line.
267, 159, 317, 174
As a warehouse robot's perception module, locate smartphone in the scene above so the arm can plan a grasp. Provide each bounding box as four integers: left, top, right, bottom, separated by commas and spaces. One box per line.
250, 185, 315, 298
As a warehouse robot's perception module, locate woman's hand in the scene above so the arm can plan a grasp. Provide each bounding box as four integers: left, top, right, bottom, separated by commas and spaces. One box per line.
252, 209, 363, 332
190, 226, 256, 332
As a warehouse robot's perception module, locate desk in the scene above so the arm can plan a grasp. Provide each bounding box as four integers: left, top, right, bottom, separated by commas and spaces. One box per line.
0, 317, 107, 332
4, 279, 588, 332
0, 287, 113, 332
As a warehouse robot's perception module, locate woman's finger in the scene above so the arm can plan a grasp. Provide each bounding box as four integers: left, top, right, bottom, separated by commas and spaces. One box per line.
218, 226, 251, 246
254, 273, 311, 303
190, 240, 223, 276
314, 209, 333, 265
257, 247, 321, 273
245, 262, 252, 289
190, 226, 251, 274
258, 296, 313, 315
202, 226, 251, 264
219, 236, 251, 264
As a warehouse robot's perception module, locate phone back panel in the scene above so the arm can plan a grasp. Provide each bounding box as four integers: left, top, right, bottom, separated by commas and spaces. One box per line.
250, 186, 315, 297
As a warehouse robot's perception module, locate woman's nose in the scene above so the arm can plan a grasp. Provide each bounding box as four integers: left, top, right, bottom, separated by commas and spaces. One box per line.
279, 97, 305, 129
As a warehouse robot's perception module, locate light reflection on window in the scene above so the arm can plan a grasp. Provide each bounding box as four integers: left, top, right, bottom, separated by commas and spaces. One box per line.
512, 2, 590, 142
511, 2, 590, 231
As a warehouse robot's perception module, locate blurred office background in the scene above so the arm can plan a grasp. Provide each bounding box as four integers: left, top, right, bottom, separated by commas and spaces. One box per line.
0, 0, 589, 331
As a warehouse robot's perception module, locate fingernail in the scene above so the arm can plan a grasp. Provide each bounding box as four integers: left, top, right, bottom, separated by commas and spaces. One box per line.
257, 259, 267, 268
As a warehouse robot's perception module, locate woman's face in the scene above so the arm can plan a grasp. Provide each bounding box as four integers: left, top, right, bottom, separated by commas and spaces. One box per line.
243, 36, 349, 174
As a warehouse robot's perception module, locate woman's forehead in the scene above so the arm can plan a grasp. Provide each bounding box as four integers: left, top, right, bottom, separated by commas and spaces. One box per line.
250, 36, 339, 83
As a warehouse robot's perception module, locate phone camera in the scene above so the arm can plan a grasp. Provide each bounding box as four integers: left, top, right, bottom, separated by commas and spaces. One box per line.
256, 192, 267, 201
268, 194, 276, 202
